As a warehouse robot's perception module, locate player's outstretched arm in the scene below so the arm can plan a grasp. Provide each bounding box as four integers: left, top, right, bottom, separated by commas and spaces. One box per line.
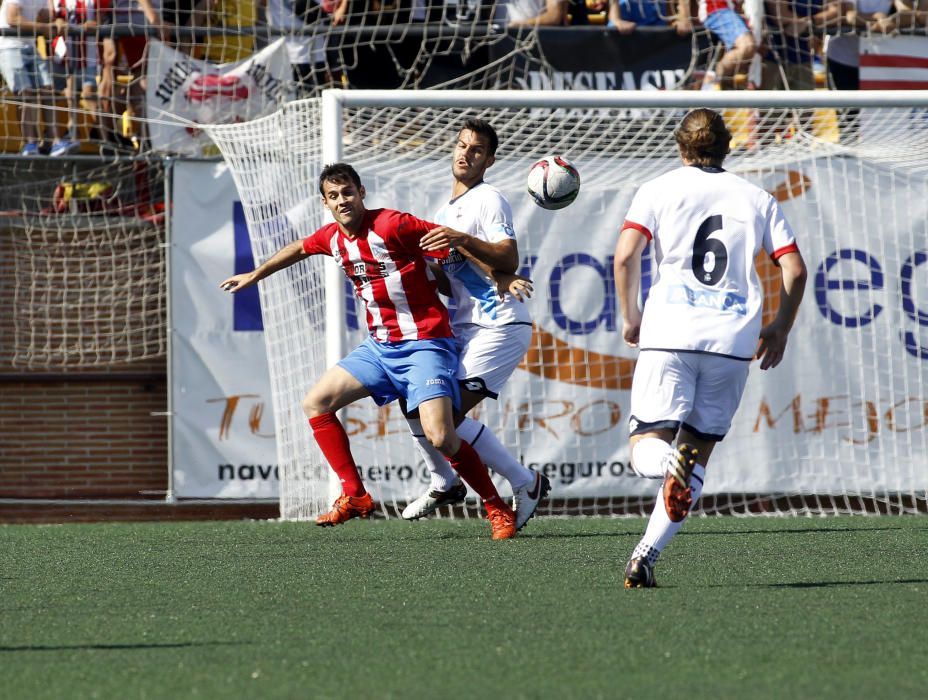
421, 226, 519, 274
755, 251, 808, 370
614, 227, 648, 347
220, 240, 309, 293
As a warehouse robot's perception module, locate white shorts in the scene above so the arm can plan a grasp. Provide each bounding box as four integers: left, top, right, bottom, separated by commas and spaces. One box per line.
629, 350, 750, 441
454, 323, 532, 399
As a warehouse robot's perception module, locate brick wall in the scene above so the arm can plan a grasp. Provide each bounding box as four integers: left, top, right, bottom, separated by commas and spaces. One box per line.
0, 377, 168, 498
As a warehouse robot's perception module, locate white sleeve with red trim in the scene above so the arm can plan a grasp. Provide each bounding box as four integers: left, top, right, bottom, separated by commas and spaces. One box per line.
621, 182, 656, 241
763, 194, 799, 262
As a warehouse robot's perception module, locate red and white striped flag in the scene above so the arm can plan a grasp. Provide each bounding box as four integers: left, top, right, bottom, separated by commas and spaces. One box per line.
860, 36, 928, 89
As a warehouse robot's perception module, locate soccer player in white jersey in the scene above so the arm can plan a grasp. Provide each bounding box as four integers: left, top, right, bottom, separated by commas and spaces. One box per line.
614, 108, 807, 587
403, 118, 552, 530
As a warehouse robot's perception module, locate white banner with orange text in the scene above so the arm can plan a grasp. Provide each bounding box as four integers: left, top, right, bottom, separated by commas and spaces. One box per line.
170, 158, 928, 501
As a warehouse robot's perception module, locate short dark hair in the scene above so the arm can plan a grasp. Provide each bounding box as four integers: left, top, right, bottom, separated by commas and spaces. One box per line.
318, 162, 362, 195
674, 108, 731, 167
460, 118, 499, 157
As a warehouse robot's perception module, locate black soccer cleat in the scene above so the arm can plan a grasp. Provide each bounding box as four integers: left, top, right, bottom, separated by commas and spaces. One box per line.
624, 557, 656, 589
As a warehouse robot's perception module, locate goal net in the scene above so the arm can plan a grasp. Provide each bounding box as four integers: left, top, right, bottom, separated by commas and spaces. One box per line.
205, 89, 928, 520
0, 157, 166, 369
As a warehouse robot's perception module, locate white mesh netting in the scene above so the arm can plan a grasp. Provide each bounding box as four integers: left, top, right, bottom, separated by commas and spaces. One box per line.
212, 91, 928, 519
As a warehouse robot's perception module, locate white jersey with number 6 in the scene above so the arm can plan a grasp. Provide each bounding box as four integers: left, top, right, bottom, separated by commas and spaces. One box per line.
623, 165, 798, 360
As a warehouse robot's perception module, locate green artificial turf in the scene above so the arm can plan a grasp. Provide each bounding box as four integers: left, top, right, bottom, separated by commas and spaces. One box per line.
2, 516, 926, 699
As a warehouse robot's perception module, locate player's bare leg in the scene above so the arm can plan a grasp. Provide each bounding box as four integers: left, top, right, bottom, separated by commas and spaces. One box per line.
712, 33, 757, 89
623, 429, 716, 588
418, 396, 516, 539
303, 367, 375, 526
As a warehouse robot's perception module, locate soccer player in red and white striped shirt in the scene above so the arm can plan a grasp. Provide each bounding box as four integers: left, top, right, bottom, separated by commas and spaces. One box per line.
220, 163, 517, 539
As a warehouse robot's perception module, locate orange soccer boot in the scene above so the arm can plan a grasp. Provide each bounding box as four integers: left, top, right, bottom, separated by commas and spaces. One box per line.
484, 498, 517, 540
315, 492, 375, 527
662, 444, 699, 523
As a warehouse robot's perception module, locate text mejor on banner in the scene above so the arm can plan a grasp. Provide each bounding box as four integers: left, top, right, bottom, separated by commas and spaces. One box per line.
146, 38, 291, 157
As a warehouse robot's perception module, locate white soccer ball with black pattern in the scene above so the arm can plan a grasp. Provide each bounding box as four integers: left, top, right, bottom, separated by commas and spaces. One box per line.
526, 155, 580, 211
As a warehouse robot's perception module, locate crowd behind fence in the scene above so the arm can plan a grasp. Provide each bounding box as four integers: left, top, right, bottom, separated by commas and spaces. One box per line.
0, 1, 926, 157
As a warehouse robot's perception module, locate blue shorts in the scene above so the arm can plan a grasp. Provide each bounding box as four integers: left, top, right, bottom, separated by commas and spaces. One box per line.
0, 46, 52, 93
338, 336, 461, 413
704, 9, 750, 50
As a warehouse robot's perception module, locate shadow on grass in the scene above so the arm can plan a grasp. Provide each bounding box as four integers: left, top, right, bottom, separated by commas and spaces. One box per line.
517, 530, 642, 540
0, 641, 248, 653
762, 578, 928, 589
681, 526, 923, 537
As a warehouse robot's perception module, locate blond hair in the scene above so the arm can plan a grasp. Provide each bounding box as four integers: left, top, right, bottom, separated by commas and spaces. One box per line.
674, 108, 731, 167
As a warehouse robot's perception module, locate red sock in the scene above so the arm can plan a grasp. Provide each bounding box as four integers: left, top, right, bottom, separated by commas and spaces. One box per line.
309, 413, 365, 497
447, 440, 500, 502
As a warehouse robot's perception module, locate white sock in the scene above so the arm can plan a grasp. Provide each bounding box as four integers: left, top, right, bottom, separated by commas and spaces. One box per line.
457, 417, 534, 490
631, 463, 706, 565
631, 437, 677, 479
406, 417, 459, 491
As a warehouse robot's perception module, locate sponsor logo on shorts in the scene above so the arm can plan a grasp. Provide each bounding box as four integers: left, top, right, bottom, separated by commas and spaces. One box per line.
426, 378, 445, 386
462, 378, 487, 393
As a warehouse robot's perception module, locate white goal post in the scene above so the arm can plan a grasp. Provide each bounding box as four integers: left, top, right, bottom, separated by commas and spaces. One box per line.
205, 89, 928, 520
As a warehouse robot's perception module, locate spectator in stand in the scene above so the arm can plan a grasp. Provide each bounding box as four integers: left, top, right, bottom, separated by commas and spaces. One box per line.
99, 1, 171, 152
188, 0, 255, 64
504, 0, 570, 27
687, 0, 757, 89
567, 0, 591, 23
874, 0, 924, 31
257, 0, 347, 97
0, 0, 70, 155
764, 0, 841, 90
607, 0, 667, 34
826, 0, 894, 90
50, 0, 104, 155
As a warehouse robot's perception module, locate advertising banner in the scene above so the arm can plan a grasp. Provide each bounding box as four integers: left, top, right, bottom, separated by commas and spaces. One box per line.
170, 157, 928, 502
147, 39, 291, 157
170, 161, 278, 498
489, 27, 700, 92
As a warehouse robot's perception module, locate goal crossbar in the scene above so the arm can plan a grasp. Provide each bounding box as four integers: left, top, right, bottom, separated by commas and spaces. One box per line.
324, 89, 928, 110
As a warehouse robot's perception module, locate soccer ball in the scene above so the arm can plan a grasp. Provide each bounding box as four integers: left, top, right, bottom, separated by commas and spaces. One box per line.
526, 155, 580, 210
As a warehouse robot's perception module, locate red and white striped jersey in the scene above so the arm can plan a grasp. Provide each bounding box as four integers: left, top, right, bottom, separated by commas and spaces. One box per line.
302, 208, 452, 343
